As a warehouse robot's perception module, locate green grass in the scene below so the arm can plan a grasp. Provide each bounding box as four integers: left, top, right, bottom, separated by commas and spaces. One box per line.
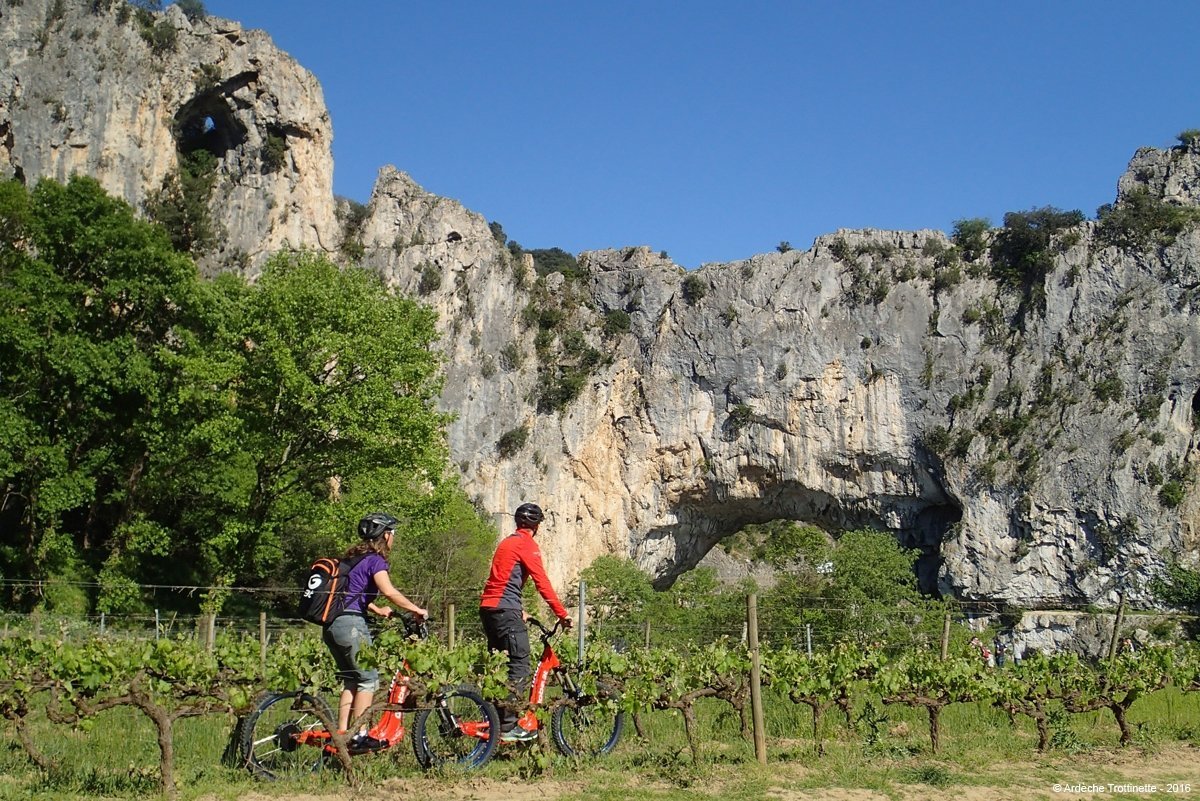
1, 686, 1197, 799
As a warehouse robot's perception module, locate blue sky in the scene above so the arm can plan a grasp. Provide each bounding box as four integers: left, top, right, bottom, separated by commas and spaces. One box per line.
196, 1, 1200, 269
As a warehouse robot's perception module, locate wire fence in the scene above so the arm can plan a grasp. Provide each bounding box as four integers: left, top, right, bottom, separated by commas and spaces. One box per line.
0, 586, 1192, 660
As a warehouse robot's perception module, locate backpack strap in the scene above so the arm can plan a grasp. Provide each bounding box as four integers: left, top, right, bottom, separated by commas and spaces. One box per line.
314, 558, 342, 623
333, 553, 372, 618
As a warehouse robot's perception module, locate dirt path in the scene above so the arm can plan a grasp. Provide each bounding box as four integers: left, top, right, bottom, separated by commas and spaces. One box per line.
228, 744, 1200, 801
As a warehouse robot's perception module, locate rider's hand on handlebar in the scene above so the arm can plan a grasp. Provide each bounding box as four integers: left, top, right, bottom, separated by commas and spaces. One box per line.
559, 615, 573, 630
413, 607, 428, 621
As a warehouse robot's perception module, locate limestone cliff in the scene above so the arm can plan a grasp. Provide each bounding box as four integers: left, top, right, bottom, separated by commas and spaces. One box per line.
359, 152, 1200, 613
0, 0, 339, 273
3, 1, 1198, 616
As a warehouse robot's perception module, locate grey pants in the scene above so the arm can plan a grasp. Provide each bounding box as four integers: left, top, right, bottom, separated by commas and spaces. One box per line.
322, 614, 379, 693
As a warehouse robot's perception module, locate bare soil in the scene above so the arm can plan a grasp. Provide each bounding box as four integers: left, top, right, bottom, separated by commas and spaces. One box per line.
226, 744, 1200, 801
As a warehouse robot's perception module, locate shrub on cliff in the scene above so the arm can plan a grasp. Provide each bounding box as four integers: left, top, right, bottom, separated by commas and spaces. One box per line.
989, 207, 1084, 292
951, 217, 990, 262
1096, 189, 1200, 250
1151, 561, 1200, 610
1177, 129, 1200, 147
530, 247, 586, 280
176, 0, 206, 21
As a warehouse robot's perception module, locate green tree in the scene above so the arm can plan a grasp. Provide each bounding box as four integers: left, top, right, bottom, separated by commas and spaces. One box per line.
261, 132, 287, 173
681, 274, 707, 305
578, 555, 656, 628
126, 252, 451, 610
144, 150, 222, 255
0, 177, 200, 610
336, 197, 369, 262
730, 520, 829, 568
989, 207, 1084, 306
603, 309, 631, 337
487, 220, 507, 245
386, 485, 496, 614
496, 425, 529, 458
647, 567, 750, 646
761, 527, 926, 644
828, 528, 921, 606
578, 556, 749, 647
951, 217, 990, 262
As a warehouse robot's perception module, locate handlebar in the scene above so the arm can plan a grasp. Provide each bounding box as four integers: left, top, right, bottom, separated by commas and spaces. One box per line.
386, 613, 429, 641
526, 616, 567, 640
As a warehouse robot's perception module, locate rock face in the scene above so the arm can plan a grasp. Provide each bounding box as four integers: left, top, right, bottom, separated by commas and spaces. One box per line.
368, 153, 1200, 612
0, 0, 339, 274
355, 147, 1200, 611
3, 2, 1198, 614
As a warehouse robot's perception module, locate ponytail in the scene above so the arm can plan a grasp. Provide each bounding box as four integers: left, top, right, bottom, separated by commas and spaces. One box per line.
342, 536, 391, 562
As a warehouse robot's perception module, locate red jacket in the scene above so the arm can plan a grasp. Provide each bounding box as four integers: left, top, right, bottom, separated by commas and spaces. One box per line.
480, 528, 569, 619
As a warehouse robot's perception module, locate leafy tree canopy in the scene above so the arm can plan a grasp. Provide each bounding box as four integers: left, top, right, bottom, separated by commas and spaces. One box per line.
0, 177, 491, 615
989, 206, 1084, 294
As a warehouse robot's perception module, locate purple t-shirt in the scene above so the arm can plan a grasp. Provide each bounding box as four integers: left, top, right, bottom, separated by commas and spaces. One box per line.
341, 553, 389, 615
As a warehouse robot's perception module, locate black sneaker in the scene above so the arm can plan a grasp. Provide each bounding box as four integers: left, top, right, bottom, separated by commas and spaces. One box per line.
348, 733, 385, 752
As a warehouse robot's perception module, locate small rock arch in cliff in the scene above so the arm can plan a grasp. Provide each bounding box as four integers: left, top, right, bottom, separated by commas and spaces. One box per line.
173, 92, 246, 159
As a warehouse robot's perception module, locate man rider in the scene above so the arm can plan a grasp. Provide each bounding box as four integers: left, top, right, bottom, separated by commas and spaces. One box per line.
479, 502, 572, 742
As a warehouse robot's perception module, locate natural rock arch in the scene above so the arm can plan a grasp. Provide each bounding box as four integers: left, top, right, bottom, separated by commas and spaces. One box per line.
639, 476, 962, 595
173, 92, 246, 159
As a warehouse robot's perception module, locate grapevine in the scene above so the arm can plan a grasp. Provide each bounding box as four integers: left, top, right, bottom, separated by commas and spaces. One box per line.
872, 647, 992, 753
0, 627, 1196, 791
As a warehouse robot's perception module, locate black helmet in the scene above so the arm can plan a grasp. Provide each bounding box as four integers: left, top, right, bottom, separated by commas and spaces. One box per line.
358, 512, 398, 541
514, 503, 544, 529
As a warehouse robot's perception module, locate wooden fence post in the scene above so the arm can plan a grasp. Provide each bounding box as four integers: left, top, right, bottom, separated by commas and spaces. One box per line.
577, 580, 586, 664
259, 611, 268, 672
1107, 595, 1127, 659
940, 612, 951, 660
747, 594, 767, 765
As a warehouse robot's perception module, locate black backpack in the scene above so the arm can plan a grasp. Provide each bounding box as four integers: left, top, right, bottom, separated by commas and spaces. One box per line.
298, 554, 365, 625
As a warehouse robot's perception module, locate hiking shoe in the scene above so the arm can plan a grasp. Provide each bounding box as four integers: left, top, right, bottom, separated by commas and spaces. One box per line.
499, 726, 537, 743
348, 733, 386, 752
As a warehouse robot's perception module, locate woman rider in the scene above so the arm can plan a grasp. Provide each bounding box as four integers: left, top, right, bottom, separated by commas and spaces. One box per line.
323, 512, 428, 751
